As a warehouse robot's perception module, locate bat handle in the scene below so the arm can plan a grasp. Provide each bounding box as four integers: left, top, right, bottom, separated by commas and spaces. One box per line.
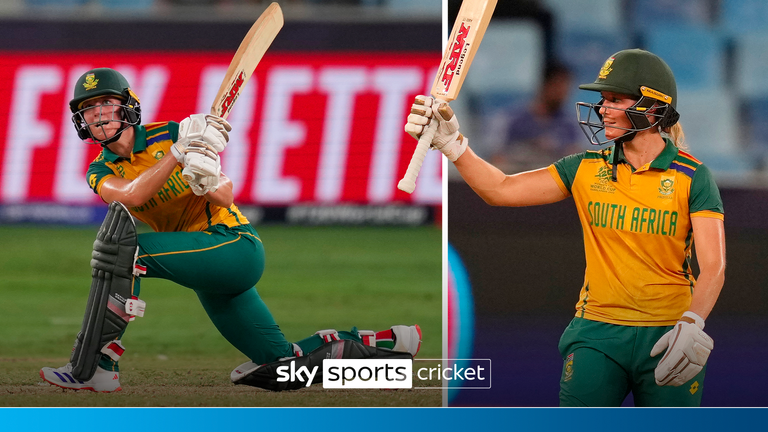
398, 117, 438, 194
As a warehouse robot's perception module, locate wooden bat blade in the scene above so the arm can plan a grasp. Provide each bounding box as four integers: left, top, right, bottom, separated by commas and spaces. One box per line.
431, 0, 497, 101
211, 2, 283, 119
398, 0, 497, 194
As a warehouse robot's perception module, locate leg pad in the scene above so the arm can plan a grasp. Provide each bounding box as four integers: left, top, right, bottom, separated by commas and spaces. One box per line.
70, 202, 139, 381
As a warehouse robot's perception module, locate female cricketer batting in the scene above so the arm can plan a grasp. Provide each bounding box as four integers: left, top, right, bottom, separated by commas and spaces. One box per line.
40, 67, 421, 392
407, 49, 724, 407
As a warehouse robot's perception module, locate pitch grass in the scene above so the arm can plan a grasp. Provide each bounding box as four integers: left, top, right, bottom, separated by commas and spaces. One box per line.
0, 224, 442, 407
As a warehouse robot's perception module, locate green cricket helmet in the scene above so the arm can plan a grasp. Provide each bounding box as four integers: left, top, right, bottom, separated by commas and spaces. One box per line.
576, 49, 680, 146
69, 68, 141, 146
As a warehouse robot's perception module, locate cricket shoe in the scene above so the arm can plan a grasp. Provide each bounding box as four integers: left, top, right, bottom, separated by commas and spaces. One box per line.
231, 343, 303, 384
391, 325, 422, 357
230, 361, 260, 384
40, 363, 121, 392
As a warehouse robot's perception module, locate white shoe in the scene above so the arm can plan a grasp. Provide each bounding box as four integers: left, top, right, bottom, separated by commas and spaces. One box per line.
230, 361, 260, 383
391, 325, 422, 357
40, 363, 121, 392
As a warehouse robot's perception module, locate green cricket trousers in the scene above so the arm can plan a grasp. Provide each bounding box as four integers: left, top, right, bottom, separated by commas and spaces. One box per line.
98, 223, 360, 371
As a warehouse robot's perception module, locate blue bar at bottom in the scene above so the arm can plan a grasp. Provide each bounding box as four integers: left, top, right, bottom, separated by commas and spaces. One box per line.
1, 407, 764, 431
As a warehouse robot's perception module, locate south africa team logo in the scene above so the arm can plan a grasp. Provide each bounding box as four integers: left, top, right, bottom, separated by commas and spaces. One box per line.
83, 73, 99, 91
659, 178, 675, 195
154, 150, 165, 160
598, 57, 614, 80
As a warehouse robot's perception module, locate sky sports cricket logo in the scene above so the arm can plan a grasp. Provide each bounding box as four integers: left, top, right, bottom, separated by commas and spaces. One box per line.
274, 358, 491, 389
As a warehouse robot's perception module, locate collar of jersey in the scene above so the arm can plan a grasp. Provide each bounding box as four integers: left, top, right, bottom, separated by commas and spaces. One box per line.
101, 125, 148, 163
610, 137, 679, 171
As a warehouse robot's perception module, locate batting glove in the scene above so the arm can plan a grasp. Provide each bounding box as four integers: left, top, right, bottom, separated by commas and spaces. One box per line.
404, 95, 468, 162
650, 311, 714, 386
186, 172, 220, 196
171, 114, 230, 164
182, 141, 221, 195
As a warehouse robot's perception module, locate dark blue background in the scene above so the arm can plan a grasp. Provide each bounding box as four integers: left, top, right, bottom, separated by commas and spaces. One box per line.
449, 182, 768, 407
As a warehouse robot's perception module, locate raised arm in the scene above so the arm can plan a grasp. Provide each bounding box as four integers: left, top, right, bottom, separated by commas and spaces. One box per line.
454, 147, 567, 207
405, 96, 567, 207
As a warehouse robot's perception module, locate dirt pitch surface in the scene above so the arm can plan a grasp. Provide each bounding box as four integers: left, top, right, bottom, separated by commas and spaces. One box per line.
2, 358, 442, 407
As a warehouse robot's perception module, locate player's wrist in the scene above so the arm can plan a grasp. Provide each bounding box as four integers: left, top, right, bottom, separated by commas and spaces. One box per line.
442, 134, 468, 162
680, 311, 705, 330
170, 141, 185, 164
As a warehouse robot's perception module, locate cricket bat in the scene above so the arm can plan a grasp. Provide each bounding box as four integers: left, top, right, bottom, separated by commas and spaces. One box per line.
210, 2, 283, 119
397, 0, 497, 194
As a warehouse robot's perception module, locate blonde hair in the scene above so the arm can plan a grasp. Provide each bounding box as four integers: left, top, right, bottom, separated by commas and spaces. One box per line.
662, 123, 687, 150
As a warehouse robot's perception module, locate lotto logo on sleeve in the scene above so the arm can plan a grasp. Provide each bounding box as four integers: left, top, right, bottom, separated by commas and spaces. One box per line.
322, 359, 412, 389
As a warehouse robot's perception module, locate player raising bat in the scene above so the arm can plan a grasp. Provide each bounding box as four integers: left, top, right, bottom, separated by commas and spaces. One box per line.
39, 67, 421, 392
408, 49, 725, 407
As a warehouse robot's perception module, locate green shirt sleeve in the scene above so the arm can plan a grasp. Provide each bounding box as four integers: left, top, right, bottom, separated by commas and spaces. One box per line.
689, 163, 724, 214
168, 121, 179, 143
85, 155, 115, 195
552, 152, 586, 194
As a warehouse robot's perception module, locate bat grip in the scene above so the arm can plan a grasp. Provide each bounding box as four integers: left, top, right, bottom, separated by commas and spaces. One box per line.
398, 117, 438, 194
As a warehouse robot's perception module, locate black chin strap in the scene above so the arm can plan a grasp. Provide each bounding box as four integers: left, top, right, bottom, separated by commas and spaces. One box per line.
612, 132, 636, 182
96, 126, 129, 148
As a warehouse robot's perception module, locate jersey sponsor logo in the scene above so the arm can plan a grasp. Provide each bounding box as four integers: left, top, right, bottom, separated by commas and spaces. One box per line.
689, 380, 699, 395
598, 57, 614, 80
564, 353, 574, 382
658, 177, 674, 196
83, 73, 99, 91
640, 86, 672, 104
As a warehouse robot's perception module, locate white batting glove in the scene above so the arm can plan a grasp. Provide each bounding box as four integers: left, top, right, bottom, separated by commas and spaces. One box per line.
178, 114, 232, 153
186, 172, 220, 196
183, 141, 221, 177
650, 311, 714, 386
171, 114, 231, 164
182, 141, 221, 196
404, 95, 468, 162
170, 137, 189, 164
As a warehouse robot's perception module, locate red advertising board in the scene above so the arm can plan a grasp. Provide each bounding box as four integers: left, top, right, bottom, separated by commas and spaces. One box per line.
0, 51, 442, 206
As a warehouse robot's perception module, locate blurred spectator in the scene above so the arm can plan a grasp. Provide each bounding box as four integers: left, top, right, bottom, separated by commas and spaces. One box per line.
489, 62, 584, 173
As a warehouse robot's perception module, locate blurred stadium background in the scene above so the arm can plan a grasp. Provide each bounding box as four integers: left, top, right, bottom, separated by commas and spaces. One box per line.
0, 0, 442, 405
447, 0, 768, 407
